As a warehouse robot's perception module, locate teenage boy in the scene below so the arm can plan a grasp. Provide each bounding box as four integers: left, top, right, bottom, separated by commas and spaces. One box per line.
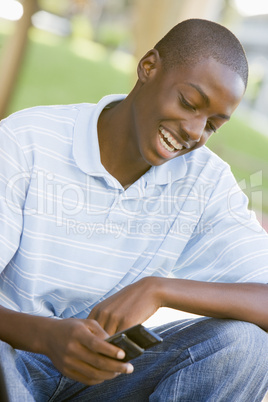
0, 19, 268, 401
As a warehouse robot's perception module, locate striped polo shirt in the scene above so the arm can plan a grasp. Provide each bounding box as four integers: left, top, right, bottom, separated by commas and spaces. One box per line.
0, 94, 268, 319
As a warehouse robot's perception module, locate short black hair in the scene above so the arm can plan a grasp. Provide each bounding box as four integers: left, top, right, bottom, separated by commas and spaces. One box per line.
154, 19, 248, 88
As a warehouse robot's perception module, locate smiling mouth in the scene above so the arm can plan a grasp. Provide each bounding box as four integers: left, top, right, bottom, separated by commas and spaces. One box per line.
159, 126, 184, 153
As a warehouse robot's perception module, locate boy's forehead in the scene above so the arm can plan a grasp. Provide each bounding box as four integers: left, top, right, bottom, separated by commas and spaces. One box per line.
165, 58, 245, 91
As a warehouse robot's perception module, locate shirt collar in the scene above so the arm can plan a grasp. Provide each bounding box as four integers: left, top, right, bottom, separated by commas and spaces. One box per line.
148, 156, 187, 185
73, 94, 187, 188
73, 94, 126, 189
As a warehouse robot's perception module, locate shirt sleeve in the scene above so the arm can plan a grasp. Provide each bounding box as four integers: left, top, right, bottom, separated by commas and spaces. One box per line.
0, 119, 30, 271
172, 165, 268, 283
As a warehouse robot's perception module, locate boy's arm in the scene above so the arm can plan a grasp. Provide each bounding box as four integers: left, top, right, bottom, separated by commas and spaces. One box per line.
89, 277, 268, 333
156, 278, 268, 329
0, 305, 133, 385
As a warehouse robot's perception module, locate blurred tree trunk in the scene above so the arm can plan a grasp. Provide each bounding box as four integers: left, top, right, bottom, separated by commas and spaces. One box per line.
133, 0, 224, 61
0, 0, 38, 119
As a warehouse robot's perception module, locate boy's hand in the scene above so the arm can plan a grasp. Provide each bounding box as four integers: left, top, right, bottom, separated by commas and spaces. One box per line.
44, 318, 133, 385
88, 277, 161, 335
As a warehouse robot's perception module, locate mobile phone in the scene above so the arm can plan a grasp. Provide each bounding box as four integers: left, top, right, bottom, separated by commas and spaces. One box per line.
106, 333, 144, 362
106, 324, 163, 362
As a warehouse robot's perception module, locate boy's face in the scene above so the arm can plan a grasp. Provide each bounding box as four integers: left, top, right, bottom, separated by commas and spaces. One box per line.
131, 56, 245, 167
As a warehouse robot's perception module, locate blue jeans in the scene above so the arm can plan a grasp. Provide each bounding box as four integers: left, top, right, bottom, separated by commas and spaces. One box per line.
1, 317, 268, 401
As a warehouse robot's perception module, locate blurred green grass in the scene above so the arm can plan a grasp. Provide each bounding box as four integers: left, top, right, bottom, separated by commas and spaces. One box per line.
208, 118, 268, 215
1, 27, 135, 113
0, 26, 267, 214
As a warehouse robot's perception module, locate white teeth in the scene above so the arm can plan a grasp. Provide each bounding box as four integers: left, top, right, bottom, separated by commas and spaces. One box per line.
160, 136, 174, 152
159, 127, 183, 151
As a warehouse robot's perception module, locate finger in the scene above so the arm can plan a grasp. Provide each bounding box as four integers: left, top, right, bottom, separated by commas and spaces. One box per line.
88, 305, 104, 323
91, 309, 128, 335
81, 349, 134, 374
80, 331, 123, 359
104, 315, 136, 335
112, 320, 135, 334
67, 353, 133, 384
89, 308, 113, 333
65, 363, 122, 386
103, 316, 120, 336
86, 318, 110, 339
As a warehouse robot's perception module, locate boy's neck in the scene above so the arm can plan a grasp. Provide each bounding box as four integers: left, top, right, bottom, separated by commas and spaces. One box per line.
97, 96, 150, 188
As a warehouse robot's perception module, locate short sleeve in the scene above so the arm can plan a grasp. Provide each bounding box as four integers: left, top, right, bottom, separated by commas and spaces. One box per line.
172, 166, 268, 283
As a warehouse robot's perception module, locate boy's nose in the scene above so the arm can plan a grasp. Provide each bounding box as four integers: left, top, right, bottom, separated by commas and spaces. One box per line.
181, 117, 206, 143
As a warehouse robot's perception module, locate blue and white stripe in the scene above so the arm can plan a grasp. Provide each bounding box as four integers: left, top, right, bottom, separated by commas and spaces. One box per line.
0, 94, 267, 319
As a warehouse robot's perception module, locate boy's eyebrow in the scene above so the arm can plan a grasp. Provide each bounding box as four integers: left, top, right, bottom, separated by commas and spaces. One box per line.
188, 83, 230, 121
188, 83, 210, 105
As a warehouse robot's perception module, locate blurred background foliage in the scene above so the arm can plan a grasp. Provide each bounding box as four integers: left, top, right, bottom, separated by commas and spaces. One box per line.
0, 0, 267, 222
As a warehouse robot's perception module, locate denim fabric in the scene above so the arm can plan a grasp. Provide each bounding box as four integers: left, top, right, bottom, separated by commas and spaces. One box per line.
1, 317, 268, 402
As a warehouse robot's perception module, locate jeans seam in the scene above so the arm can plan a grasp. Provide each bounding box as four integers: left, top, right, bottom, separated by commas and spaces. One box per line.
186, 347, 195, 365
48, 375, 65, 402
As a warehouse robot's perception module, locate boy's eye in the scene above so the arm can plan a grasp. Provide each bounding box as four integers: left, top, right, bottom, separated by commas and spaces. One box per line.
180, 95, 196, 111
207, 121, 217, 133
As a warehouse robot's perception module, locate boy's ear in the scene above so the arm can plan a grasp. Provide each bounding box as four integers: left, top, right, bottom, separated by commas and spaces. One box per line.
137, 49, 161, 83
